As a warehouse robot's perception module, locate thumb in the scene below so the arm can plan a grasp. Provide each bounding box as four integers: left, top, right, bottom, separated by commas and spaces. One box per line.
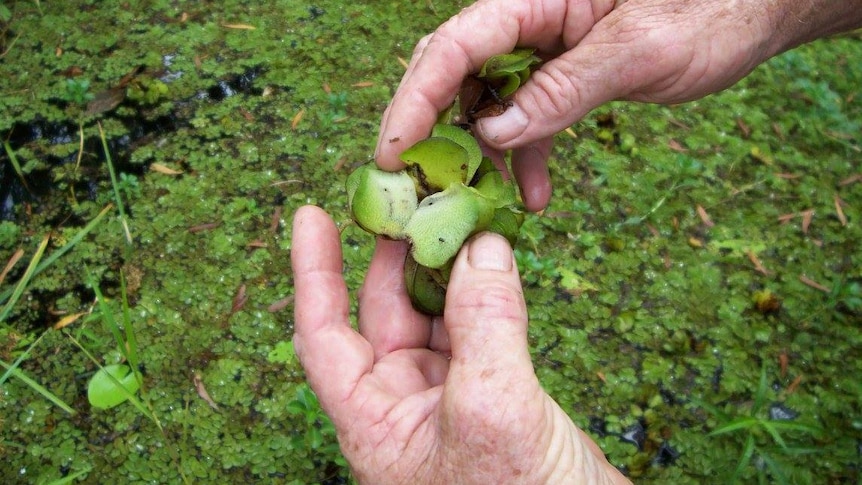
476, 45, 626, 150
443, 232, 532, 374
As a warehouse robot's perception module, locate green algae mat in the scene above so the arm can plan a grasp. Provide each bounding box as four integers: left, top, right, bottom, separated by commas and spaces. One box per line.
1, 1, 860, 483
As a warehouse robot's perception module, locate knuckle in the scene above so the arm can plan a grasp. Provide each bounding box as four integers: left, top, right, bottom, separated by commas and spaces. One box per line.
450, 283, 525, 325
521, 64, 582, 125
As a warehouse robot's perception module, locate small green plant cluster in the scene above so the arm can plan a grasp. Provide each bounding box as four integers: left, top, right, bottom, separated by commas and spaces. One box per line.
346, 49, 541, 315
285, 384, 348, 477
694, 366, 824, 483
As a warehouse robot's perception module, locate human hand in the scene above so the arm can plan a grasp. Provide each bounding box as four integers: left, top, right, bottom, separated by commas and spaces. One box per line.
291, 205, 629, 484
375, 0, 862, 212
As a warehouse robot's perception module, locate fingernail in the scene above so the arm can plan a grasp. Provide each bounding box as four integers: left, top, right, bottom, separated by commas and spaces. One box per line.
477, 104, 528, 145
468, 233, 512, 271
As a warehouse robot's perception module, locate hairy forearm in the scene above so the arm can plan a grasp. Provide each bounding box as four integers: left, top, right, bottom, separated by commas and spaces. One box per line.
768, 0, 862, 55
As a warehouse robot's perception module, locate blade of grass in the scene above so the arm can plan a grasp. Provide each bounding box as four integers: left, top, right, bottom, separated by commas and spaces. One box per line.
758, 450, 790, 484
0, 359, 76, 415
752, 364, 770, 415
97, 121, 132, 246
760, 421, 789, 449
0, 329, 48, 385
0, 204, 112, 306
45, 465, 93, 485
0, 248, 24, 286
0, 234, 50, 323
119, 272, 140, 376
731, 433, 757, 483
3, 140, 30, 192
708, 416, 760, 436
88, 276, 128, 363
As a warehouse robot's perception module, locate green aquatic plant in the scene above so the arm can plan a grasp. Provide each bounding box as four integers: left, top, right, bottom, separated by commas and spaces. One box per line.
348, 126, 523, 314
286, 383, 348, 477
82, 273, 145, 411
62, 78, 95, 105
694, 366, 824, 484
346, 50, 540, 314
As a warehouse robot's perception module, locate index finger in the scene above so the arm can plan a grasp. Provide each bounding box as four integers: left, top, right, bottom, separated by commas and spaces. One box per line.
374, 2, 522, 170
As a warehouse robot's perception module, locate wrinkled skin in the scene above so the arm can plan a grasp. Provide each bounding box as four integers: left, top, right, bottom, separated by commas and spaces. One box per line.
375, 0, 862, 212
292, 206, 628, 484
293, 0, 862, 483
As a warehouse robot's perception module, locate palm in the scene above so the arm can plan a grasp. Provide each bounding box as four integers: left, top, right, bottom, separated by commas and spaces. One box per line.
292, 206, 626, 484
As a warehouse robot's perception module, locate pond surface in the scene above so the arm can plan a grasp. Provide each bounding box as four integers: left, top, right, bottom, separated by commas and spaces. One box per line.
1, 1, 860, 483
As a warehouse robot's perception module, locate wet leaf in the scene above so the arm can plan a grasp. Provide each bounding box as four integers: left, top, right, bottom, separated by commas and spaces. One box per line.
150, 163, 183, 175
87, 364, 141, 409
404, 183, 480, 269
400, 137, 469, 192
84, 87, 126, 116
404, 254, 447, 315
222, 23, 256, 30
347, 164, 417, 238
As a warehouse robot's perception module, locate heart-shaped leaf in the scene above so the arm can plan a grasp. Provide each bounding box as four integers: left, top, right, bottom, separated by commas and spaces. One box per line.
88, 364, 142, 410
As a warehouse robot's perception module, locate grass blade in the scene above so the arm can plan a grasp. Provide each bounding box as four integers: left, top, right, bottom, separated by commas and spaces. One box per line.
0, 359, 76, 415
0, 204, 112, 306
3, 140, 31, 192
97, 121, 132, 246
0, 234, 50, 323
731, 433, 756, 483
120, 272, 139, 373
88, 276, 127, 362
709, 416, 759, 436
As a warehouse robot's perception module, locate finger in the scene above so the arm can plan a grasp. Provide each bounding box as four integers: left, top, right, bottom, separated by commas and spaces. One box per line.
376, 0, 614, 170
443, 232, 532, 378
291, 206, 373, 415
428, 316, 451, 356
477, 0, 766, 149
511, 137, 554, 212
359, 239, 432, 359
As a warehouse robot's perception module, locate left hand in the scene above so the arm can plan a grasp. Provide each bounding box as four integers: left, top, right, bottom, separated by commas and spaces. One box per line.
291, 205, 627, 484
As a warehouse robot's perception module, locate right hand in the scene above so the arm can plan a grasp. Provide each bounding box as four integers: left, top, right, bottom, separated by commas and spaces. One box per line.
375, 0, 862, 212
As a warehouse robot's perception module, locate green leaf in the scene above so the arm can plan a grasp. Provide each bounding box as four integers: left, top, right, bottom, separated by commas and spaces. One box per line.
478, 48, 542, 97
404, 254, 448, 315
267, 340, 296, 364
87, 364, 142, 409
708, 416, 759, 436
347, 164, 417, 238
731, 433, 757, 482
404, 183, 480, 269
479, 48, 541, 79
400, 137, 469, 192
431, 124, 483, 182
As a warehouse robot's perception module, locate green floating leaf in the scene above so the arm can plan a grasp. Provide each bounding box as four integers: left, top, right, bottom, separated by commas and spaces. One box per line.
267, 340, 296, 364
404, 183, 480, 269
347, 164, 417, 238
400, 137, 469, 192
431, 124, 483, 183
88, 364, 142, 410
